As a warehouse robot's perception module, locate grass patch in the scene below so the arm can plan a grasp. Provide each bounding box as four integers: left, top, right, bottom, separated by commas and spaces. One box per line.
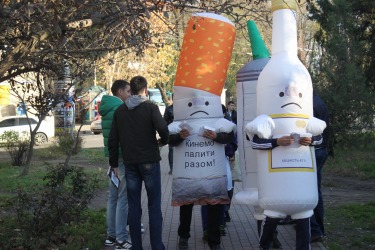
325, 202, 375, 249
33, 146, 107, 164
0, 161, 47, 191
325, 144, 375, 179
0, 156, 107, 192
62, 209, 107, 250
33, 146, 66, 159
72, 148, 107, 163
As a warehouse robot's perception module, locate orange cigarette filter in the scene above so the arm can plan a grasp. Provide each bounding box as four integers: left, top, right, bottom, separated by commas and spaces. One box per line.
174, 14, 236, 96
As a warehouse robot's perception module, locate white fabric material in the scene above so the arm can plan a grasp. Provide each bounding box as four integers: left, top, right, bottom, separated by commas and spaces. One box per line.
173, 87, 223, 121
251, 6, 326, 219
245, 114, 275, 139
306, 117, 327, 136
170, 117, 235, 206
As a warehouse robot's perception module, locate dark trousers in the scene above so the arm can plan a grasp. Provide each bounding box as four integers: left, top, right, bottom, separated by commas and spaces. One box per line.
311, 148, 328, 237
178, 204, 221, 247
168, 146, 173, 171
260, 217, 310, 250
201, 204, 225, 230
225, 184, 234, 212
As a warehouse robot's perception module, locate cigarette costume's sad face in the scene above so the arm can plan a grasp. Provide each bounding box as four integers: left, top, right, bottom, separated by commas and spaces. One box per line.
174, 86, 222, 120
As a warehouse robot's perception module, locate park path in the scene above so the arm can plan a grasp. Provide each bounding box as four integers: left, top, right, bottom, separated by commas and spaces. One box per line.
91, 146, 326, 250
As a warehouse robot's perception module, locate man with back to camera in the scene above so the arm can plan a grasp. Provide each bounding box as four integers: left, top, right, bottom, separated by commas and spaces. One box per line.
99, 80, 132, 249
108, 76, 169, 250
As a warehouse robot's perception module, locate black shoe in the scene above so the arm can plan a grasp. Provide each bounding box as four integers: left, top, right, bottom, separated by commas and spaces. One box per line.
272, 236, 283, 249
178, 237, 188, 249
225, 211, 231, 222
168, 170, 173, 175
202, 230, 208, 241
210, 244, 223, 250
311, 234, 324, 243
220, 225, 227, 236
272, 230, 282, 249
259, 246, 271, 250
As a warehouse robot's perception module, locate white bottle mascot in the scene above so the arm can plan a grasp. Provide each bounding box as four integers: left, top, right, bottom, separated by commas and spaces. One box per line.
169, 13, 236, 206
245, 0, 326, 219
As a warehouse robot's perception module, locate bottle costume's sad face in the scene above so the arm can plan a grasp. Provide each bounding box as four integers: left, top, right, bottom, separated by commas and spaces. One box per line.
257, 54, 313, 116
278, 83, 304, 110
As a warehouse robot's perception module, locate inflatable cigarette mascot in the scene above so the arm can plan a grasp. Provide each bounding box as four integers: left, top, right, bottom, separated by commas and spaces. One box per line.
246, 0, 326, 222
169, 13, 236, 206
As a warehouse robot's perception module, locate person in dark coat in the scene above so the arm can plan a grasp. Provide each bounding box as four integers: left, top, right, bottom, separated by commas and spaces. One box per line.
310, 93, 330, 243
108, 76, 169, 250
225, 101, 237, 124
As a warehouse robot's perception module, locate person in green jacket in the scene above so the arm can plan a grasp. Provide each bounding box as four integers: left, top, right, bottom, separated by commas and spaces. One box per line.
100, 80, 132, 249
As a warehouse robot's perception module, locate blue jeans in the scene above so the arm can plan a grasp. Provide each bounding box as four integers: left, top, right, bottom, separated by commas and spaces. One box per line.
311, 148, 328, 237
125, 162, 165, 250
107, 161, 129, 242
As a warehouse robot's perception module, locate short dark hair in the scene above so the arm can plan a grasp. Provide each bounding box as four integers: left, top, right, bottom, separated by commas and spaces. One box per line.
111, 80, 129, 96
221, 104, 227, 114
130, 76, 147, 95
227, 101, 235, 106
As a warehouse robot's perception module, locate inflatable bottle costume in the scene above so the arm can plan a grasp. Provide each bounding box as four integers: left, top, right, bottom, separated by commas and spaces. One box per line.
245, 0, 326, 219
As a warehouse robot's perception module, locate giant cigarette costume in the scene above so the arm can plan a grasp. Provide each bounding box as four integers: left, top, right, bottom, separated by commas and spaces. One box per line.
246, 0, 326, 219
169, 13, 236, 206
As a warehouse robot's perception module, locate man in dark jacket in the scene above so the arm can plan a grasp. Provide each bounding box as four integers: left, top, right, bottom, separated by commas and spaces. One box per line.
108, 76, 169, 250
310, 93, 330, 243
225, 101, 237, 124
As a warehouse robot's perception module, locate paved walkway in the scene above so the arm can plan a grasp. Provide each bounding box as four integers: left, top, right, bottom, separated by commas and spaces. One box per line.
99, 146, 326, 250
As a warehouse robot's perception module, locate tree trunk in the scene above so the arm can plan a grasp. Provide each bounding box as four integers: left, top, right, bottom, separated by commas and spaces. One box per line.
21, 134, 35, 176
20, 113, 47, 176
156, 82, 170, 106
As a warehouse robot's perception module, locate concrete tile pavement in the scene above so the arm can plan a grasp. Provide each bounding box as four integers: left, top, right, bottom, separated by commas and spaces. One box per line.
103, 145, 326, 250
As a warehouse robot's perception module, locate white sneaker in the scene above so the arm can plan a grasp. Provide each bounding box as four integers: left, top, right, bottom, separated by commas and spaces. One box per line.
104, 236, 116, 246
115, 240, 132, 250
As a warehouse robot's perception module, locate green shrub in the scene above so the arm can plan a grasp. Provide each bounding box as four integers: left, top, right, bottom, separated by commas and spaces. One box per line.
2, 163, 100, 249
0, 130, 30, 166
55, 131, 83, 155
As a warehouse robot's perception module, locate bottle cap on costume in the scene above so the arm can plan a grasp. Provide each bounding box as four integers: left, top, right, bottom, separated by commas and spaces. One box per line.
272, 0, 297, 11
247, 20, 270, 60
